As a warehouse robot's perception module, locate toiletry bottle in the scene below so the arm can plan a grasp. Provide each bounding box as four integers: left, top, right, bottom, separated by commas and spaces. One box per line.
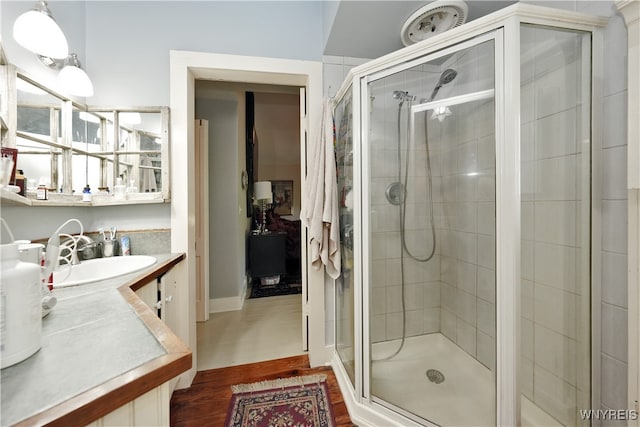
82, 185, 92, 202
120, 235, 131, 256
15, 169, 25, 196
114, 177, 126, 200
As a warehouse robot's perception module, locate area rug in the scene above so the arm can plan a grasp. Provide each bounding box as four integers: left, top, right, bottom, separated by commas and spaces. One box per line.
249, 280, 302, 299
225, 374, 336, 427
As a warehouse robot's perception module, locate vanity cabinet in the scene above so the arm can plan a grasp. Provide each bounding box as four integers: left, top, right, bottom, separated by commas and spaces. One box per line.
133, 258, 189, 392
87, 382, 170, 427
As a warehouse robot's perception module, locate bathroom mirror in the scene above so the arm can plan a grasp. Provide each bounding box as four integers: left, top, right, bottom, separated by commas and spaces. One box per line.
3, 65, 170, 205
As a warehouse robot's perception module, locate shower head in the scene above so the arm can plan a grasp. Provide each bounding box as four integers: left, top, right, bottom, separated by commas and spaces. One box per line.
393, 90, 416, 103
427, 68, 458, 102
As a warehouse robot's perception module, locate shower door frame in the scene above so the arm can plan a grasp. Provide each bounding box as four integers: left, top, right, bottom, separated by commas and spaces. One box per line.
360, 29, 506, 427
330, 4, 606, 426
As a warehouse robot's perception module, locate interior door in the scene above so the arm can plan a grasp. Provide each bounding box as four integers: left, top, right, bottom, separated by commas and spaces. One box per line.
195, 119, 210, 322
300, 86, 309, 352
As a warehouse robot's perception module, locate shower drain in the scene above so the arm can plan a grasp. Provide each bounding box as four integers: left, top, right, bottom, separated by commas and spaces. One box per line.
426, 369, 445, 384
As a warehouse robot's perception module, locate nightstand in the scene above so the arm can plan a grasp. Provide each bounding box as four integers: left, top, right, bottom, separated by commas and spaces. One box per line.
248, 232, 287, 282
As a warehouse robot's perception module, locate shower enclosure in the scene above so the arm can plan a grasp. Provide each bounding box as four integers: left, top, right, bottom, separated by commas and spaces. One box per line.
332, 4, 606, 426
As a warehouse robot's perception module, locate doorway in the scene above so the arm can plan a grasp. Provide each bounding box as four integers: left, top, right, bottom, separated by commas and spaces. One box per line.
169, 51, 329, 384
195, 82, 304, 370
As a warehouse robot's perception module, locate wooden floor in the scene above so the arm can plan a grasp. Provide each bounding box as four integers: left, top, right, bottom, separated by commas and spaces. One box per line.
170, 354, 354, 426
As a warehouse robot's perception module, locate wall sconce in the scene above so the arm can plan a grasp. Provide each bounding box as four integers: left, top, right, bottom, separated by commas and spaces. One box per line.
254, 181, 273, 234
13, 1, 94, 97
12, 0, 68, 59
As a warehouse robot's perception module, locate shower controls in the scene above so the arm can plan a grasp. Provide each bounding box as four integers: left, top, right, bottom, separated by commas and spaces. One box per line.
385, 182, 404, 206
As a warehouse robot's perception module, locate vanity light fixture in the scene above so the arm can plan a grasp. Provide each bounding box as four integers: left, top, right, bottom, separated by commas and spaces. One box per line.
57, 54, 94, 97
12, 0, 68, 59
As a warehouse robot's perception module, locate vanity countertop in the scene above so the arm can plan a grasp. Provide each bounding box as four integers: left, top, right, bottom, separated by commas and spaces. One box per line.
0, 253, 190, 427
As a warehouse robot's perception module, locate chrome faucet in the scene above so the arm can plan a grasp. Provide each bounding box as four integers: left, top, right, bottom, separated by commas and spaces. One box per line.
59, 234, 95, 265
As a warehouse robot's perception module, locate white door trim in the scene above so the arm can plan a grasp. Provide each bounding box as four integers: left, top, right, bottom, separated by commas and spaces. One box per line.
169, 51, 329, 378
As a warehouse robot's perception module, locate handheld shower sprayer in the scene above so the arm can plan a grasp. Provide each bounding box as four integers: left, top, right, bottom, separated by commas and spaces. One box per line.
427, 68, 458, 102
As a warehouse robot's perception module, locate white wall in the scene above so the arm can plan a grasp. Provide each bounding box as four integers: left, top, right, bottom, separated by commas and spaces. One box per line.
254, 92, 301, 217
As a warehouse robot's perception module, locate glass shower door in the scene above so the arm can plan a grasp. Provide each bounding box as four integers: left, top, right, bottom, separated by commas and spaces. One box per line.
335, 87, 356, 385
363, 36, 497, 425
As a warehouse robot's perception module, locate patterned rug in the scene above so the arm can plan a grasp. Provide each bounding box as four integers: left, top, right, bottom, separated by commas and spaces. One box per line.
225, 374, 336, 426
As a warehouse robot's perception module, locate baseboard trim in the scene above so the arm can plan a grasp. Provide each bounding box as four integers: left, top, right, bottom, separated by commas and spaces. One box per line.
209, 296, 244, 313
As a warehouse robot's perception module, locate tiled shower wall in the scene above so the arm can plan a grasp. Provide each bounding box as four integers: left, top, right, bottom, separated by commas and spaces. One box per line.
323, 0, 629, 421
519, 26, 591, 426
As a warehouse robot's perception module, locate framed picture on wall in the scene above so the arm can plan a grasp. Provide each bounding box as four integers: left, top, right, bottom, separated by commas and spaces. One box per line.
272, 180, 293, 216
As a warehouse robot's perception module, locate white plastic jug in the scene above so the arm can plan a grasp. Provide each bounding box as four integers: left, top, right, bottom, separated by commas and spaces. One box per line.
0, 243, 42, 369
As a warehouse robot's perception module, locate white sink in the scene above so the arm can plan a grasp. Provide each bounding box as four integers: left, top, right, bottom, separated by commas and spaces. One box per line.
53, 255, 157, 288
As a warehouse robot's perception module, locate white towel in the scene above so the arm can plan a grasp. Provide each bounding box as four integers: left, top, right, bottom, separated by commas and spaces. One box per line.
141, 155, 157, 193
302, 100, 341, 279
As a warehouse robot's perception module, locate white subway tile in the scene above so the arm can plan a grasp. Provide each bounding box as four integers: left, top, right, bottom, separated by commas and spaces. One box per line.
456, 289, 477, 325
602, 200, 628, 254
603, 91, 628, 148
534, 201, 577, 246
534, 155, 578, 201
522, 279, 534, 321
477, 298, 495, 337
424, 308, 441, 333
602, 146, 627, 200
534, 324, 577, 385
603, 14, 628, 97
423, 281, 441, 308
457, 319, 477, 357
477, 330, 496, 371
534, 282, 577, 339
534, 365, 577, 426
534, 242, 578, 294
441, 308, 457, 341
405, 309, 425, 337
457, 260, 477, 295
601, 353, 628, 410
601, 302, 628, 363
386, 312, 403, 340
477, 267, 496, 303
601, 251, 628, 308
535, 107, 577, 160
477, 235, 495, 269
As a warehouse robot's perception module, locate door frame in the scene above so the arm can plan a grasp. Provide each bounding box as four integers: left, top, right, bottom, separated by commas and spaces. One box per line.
169, 52, 329, 385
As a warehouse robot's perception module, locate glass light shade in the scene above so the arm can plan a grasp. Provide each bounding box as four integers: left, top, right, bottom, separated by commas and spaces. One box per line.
58, 58, 94, 97
13, 8, 68, 59
431, 105, 452, 122
254, 181, 273, 203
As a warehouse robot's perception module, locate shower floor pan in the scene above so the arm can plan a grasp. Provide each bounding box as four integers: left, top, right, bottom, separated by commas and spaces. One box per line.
371, 333, 562, 426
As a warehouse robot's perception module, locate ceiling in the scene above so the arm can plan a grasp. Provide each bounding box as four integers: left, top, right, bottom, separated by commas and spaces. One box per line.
324, 0, 518, 59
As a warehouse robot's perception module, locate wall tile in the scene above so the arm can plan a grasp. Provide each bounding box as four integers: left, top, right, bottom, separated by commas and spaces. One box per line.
603, 91, 628, 149
534, 324, 577, 385
601, 353, 628, 410
424, 308, 441, 333
457, 260, 477, 295
601, 302, 628, 363
602, 146, 627, 200
441, 308, 456, 341
601, 251, 628, 308
477, 267, 496, 303
534, 155, 578, 201
477, 298, 495, 337
535, 107, 577, 160
456, 319, 476, 357
534, 365, 577, 426
602, 200, 628, 254
534, 242, 578, 293
534, 201, 577, 246
534, 282, 577, 339
477, 330, 495, 371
